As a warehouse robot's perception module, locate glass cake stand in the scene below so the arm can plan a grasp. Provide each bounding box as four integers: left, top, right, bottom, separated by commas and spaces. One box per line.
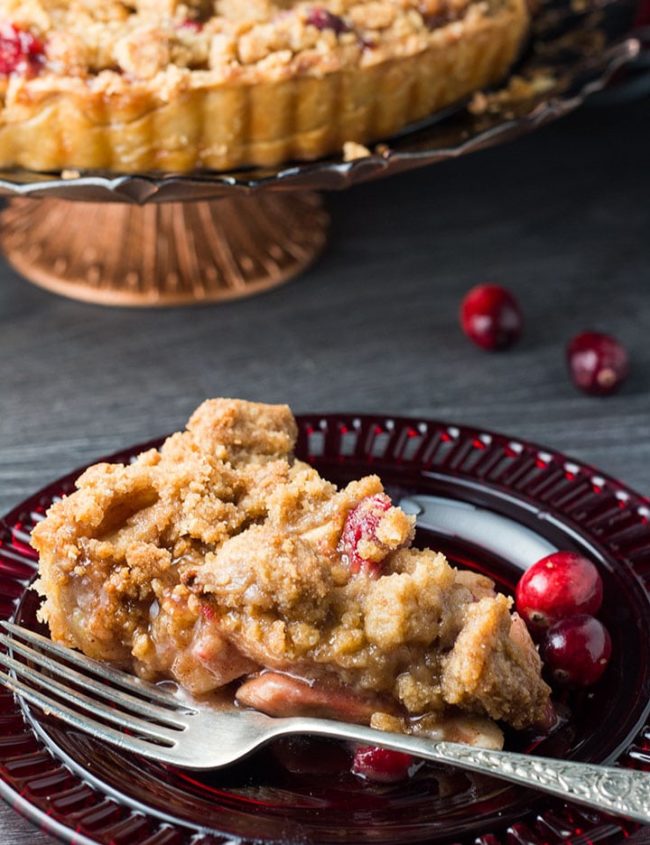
0, 0, 642, 307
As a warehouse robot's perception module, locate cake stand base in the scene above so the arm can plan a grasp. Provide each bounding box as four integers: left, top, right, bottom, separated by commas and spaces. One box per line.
0, 193, 328, 307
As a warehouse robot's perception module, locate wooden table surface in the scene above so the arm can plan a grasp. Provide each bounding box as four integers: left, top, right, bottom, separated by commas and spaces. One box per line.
1, 96, 649, 844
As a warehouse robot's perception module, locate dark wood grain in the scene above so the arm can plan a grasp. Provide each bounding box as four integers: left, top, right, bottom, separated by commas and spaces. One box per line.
1, 97, 649, 845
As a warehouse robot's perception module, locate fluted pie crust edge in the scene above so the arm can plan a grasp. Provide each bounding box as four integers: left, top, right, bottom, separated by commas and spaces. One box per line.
0, 0, 528, 174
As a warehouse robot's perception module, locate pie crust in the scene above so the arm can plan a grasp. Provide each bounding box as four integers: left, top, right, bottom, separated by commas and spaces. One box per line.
0, 0, 530, 173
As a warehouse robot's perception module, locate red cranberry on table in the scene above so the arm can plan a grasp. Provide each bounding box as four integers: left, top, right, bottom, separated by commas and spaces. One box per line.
352, 745, 415, 783
566, 331, 629, 396
306, 8, 351, 33
541, 614, 612, 687
0, 23, 44, 76
460, 284, 523, 351
515, 551, 603, 635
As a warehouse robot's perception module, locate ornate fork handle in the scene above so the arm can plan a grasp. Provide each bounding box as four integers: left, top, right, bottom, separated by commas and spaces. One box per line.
430, 743, 650, 823
281, 719, 650, 823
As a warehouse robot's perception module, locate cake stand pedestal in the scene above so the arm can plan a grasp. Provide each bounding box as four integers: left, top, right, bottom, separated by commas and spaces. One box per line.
0, 193, 328, 307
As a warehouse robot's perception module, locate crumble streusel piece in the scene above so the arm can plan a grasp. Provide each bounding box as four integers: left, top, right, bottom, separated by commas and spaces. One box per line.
32, 398, 551, 745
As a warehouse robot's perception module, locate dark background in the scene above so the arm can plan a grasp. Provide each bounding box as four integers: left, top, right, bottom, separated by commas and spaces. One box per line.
0, 95, 649, 842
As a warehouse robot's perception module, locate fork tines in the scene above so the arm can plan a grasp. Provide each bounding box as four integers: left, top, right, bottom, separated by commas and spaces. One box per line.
0, 621, 194, 755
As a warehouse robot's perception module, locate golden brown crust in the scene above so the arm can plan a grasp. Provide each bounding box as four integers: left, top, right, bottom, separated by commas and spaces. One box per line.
0, 0, 529, 171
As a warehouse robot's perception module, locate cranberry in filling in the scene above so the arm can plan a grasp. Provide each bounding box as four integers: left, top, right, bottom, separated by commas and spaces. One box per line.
178, 19, 204, 32
0, 23, 44, 76
339, 493, 395, 575
306, 8, 351, 34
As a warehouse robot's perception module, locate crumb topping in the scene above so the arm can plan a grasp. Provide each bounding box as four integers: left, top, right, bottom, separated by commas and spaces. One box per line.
0, 0, 500, 90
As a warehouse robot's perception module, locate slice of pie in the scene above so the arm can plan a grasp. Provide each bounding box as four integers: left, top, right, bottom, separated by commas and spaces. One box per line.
32, 399, 551, 749
0, 0, 529, 173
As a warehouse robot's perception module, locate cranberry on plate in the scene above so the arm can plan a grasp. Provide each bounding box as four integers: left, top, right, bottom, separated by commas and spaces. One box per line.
566, 331, 629, 396
352, 746, 415, 783
460, 284, 523, 351
515, 551, 603, 634
541, 614, 612, 687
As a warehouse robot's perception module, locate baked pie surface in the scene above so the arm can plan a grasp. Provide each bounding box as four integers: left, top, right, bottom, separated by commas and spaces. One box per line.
0, 0, 529, 172
32, 399, 551, 748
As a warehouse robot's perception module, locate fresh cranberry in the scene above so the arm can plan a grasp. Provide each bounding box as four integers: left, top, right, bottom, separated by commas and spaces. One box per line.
515, 552, 603, 635
179, 19, 204, 32
339, 493, 392, 576
200, 603, 216, 622
306, 8, 351, 33
0, 23, 44, 76
460, 284, 523, 351
352, 745, 415, 783
541, 615, 612, 687
567, 331, 629, 396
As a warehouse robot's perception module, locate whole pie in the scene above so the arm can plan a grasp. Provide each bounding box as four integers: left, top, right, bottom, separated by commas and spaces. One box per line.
0, 0, 529, 172
32, 398, 551, 748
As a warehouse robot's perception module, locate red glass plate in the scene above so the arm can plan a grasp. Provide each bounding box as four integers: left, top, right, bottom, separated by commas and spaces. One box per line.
1, 414, 649, 845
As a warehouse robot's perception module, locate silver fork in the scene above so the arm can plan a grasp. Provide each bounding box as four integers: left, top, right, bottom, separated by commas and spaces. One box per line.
1, 621, 649, 824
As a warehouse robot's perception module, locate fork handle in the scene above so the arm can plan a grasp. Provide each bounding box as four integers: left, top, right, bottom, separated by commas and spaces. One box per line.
279, 719, 650, 823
